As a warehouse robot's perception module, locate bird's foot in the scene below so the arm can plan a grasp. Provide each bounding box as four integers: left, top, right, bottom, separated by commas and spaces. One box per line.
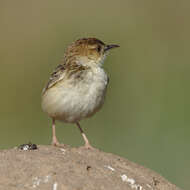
51, 137, 65, 148
51, 142, 66, 148
83, 143, 94, 150
51, 141, 60, 146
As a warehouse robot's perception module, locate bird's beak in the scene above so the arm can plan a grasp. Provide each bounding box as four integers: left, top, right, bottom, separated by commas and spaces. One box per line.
104, 44, 120, 52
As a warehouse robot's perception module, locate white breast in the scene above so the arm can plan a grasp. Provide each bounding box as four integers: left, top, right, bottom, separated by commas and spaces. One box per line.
42, 66, 108, 123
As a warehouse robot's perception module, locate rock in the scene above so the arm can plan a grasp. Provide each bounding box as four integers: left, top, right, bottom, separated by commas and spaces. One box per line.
0, 145, 181, 190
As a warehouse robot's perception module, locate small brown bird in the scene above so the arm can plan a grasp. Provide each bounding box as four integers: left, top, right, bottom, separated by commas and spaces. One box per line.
41, 38, 119, 149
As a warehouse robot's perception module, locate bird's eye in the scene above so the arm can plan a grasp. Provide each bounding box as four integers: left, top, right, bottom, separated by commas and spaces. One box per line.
97, 45, 101, 52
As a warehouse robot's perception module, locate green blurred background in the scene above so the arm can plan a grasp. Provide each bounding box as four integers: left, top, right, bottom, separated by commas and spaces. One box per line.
1, 0, 190, 189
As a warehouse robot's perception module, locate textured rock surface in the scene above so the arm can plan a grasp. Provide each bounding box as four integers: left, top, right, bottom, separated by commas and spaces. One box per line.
0, 145, 181, 190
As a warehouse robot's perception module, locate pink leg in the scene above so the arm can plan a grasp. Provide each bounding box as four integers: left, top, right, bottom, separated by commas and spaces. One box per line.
51, 118, 60, 146
76, 122, 93, 149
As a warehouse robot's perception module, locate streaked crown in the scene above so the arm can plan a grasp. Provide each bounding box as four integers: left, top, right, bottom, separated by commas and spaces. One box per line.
64, 38, 119, 66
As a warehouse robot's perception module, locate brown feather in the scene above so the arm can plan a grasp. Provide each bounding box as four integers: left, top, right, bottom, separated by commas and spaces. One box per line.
42, 38, 108, 95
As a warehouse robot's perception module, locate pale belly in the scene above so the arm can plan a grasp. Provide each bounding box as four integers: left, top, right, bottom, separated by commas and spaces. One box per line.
42, 68, 108, 123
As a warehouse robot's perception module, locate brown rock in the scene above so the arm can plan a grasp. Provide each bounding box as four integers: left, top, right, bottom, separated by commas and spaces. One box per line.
0, 145, 181, 190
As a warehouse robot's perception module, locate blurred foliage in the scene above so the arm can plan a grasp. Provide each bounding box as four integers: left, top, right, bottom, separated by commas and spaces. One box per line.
0, 0, 190, 189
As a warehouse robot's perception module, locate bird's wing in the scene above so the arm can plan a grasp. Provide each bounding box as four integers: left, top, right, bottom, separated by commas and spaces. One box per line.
42, 64, 66, 94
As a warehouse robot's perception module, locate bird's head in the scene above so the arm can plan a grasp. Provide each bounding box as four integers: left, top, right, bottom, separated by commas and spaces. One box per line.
64, 38, 119, 67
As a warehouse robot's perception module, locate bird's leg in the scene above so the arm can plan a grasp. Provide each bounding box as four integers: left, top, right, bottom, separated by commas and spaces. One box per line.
51, 118, 60, 146
76, 122, 93, 149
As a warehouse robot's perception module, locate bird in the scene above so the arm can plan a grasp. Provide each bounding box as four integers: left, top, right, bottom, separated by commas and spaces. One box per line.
41, 37, 119, 149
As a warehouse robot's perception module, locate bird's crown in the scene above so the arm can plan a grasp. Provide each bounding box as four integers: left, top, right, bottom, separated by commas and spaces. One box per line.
64, 38, 119, 67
